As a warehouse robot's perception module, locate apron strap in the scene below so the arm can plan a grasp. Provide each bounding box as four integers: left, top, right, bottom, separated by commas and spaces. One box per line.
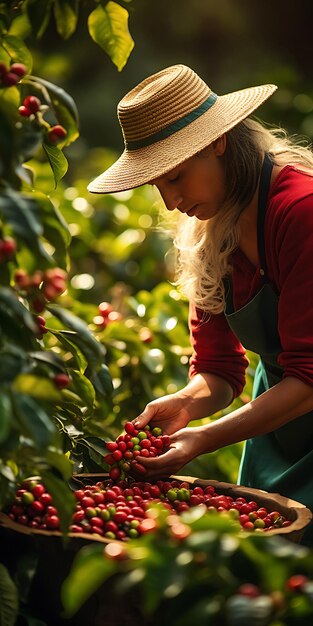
257, 153, 273, 278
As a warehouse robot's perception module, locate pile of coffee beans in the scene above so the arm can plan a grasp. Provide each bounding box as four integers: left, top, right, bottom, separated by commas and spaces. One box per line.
6, 476, 291, 541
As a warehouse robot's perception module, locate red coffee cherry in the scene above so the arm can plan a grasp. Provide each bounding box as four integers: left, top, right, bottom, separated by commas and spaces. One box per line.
0, 63, 7, 79
14, 269, 30, 289
47, 125, 67, 145
10, 63, 27, 78
98, 301, 113, 316
2, 237, 16, 256
2, 72, 20, 87
23, 95, 41, 113
54, 373, 70, 389
18, 105, 32, 117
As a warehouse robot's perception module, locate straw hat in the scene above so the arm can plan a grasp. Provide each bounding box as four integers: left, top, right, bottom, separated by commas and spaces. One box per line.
87, 64, 277, 194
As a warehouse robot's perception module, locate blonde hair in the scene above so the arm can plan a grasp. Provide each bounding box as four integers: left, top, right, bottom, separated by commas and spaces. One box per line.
164, 118, 313, 314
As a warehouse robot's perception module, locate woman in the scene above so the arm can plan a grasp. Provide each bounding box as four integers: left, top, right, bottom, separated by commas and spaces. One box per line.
88, 65, 313, 544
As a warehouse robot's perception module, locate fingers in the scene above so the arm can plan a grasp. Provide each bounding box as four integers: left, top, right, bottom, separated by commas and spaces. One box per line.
130, 445, 183, 480
133, 404, 157, 430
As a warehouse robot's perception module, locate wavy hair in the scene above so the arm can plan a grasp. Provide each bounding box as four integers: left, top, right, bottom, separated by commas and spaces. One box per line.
161, 118, 313, 314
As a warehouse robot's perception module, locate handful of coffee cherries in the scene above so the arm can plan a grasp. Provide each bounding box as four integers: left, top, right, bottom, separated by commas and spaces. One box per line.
104, 422, 170, 480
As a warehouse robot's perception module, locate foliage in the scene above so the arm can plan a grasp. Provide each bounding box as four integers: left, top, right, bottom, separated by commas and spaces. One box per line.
62, 505, 313, 625
0, 0, 138, 531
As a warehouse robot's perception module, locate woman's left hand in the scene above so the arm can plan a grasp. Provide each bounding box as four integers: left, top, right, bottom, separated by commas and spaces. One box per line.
132, 425, 209, 480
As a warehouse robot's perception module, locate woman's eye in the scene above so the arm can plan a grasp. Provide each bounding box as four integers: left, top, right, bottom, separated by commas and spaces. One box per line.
169, 174, 180, 183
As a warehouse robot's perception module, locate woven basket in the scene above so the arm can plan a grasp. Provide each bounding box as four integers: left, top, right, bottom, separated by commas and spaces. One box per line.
1, 473, 311, 544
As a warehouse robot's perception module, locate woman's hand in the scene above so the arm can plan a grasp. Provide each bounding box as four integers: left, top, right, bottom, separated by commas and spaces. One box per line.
133, 393, 192, 435
133, 425, 209, 480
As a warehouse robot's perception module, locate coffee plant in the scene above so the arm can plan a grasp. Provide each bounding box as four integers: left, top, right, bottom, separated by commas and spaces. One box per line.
1, 3, 310, 626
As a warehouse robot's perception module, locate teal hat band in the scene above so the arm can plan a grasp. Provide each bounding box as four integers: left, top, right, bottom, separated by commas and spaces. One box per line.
125, 92, 218, 151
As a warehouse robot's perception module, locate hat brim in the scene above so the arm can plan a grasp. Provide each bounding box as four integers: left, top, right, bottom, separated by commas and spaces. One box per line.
87, 84, 277, 194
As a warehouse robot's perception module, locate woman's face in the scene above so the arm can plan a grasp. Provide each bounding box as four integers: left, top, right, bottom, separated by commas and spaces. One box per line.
150, 135, 227, 220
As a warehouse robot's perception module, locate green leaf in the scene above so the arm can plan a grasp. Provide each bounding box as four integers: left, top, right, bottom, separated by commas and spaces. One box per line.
44, 447, 73, 479
26, 0, 53, 38
0, 346, 27, 383
48, 305, 107, 368
49, 330, 88, 373
40, 470, 75, 535
29, 350, 65, 370
0, 393, 12, 444
90, 363, 113, 399
26, 76, 79, 143
62, 544, 118, 615
12, 374, 62, 402
42, 143, 68, 187
12, 393, 56, 449
32, 191, 71, 269
54, 0, 78, 39
79, 436, 107, 468
2, 34, 32, 72
69, 370, 95, 413
0, 564, 18, 626
0, 287, 37, 334
88, 1, 134, 71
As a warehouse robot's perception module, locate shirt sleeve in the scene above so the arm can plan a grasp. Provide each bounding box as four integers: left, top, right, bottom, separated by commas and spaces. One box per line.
272, 192, 313, 385
188, 301, 249, 397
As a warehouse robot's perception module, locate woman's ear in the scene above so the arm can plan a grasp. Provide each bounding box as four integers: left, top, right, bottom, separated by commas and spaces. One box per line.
212, 134, 226, 156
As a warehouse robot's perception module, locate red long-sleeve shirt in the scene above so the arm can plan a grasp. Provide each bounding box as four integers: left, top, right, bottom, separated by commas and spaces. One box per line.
189, 165, 313, 397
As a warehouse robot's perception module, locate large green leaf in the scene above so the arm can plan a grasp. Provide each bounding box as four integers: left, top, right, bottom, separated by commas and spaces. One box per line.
0, 393, 11, 444
69, 370, 95, 413
90, 363, 113, 399
12, 393, 56, 449
32, 191, 71, 269
0, 346, 28, 384
48, 305, 106, 368
0, 288, 37, 334
53, 0, 78, 39
1, 34, 32, 72
44, 447, 73, 479
49, 329, 88, 373
0, 564, 18, 626
62, 544, 118, 616
88, 1, 134, 71
42, 142, 68, 188
40, 470, 75, 535
29, 350, 65, 370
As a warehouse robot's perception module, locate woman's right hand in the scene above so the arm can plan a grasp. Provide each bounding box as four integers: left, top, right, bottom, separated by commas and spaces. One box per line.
133, 393, 191, 435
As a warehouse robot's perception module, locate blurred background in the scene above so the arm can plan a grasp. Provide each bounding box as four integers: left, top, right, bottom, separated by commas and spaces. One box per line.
32, 0, 313, 153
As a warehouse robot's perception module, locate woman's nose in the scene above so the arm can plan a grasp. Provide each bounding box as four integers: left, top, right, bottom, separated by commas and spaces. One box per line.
159, 188, 183, 212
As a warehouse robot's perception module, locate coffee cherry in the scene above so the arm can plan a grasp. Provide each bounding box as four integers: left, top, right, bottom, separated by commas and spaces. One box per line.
98, 301, 113, 316
54, 373, 70, 389
287, 574, 309, 592
46, 515, 60, 530
14, 269, 30, 289
18, 105, 31, 117
32, 483, 45, 498
10, 63, 27, 78
0, 63, 7, 79
2, 72, 20, 87
0, 237, 16, 261
46, 125, 67, 145
23, 95, 41, 113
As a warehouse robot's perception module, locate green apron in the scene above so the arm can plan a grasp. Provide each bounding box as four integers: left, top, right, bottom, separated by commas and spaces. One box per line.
224, 154, 313, 545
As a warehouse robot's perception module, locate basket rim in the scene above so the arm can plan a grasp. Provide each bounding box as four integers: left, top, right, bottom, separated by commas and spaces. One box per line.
1, 473, 311, 542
